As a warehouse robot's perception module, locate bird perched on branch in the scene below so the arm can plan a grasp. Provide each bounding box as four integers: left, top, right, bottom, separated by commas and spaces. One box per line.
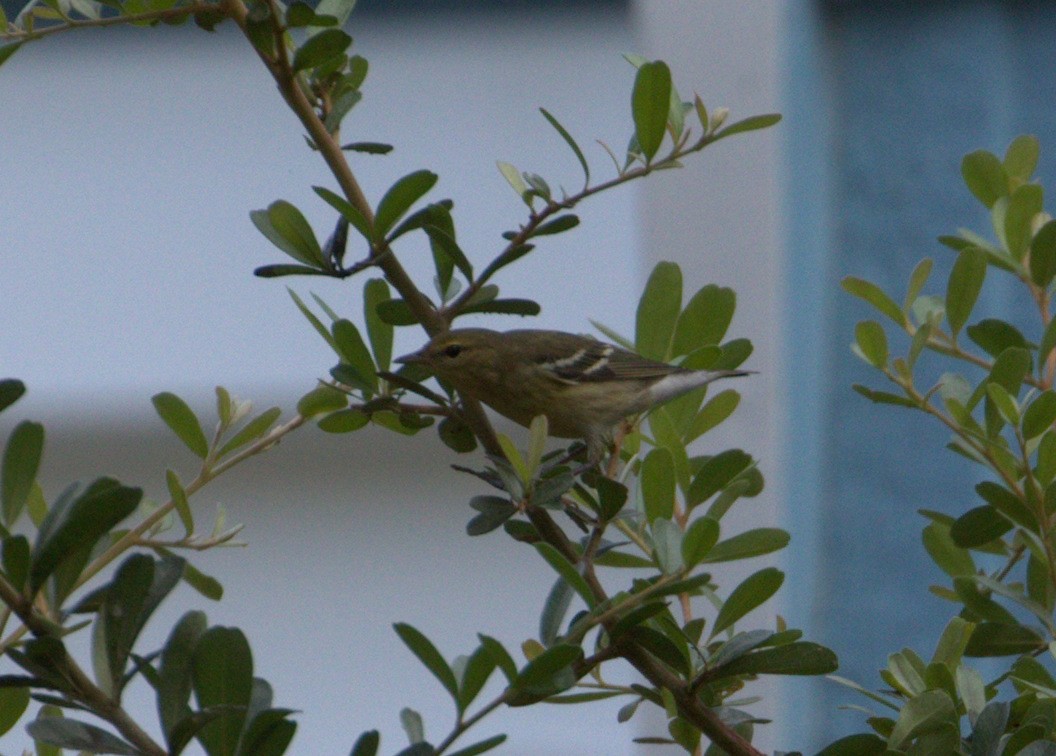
396, 328, 751, 462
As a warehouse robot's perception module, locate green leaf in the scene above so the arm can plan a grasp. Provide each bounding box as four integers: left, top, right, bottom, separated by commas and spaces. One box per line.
288, 288, 338, 352
0, 379, 26, 415
317, 408, 369, 433
158, 610, 207, 744
532, 215, 580, 237
312, 185, 372, 241
631, 60, 672, 161
507, 643, 583, 706
967, 319, 1028, 358
523, 172, 551, 200
435, 416, 475, 454
333, 319, 377, 393
342, 141, 392, 155
636, 262, 682, 360
686, 389, 740, 443
372, 410, 432, 435
181, 560, 223, 601
296, 385, 348, 417
373, 298, 417, 326
238, 707, 297, 756
989, 346, 1032, 394
0, 687, 28, 737
595, 475, 625, 523
29, 479, 141, 594
250, 200, 324, 267
152, 393, 209, 458
853, 320, 888, 368
1024, 391, 1056, 440
0, 44, 22, 70
539, 576, 573, 647
703, 528, 788, 563
964, 621, 1045, 657
497, 161, 529, 200
1005, 135, 1040, 182
1005, 183, 1043, 260
946, 248, 987, 338
681, 517, 719, 567
446, 734, 507, 756
97, 555, 184, 697
930, 617, 974, 668
292, 28, 351, 71
458, 298, 541, 318
687, 449, 752, 509
711, 567, 784, 638
976, 481, 1033, 528
986, 383, 1019, 427
671, 285, 735, 357
478, 634, 517, 683
967, 702, 1009, 756
323, 90, 362, 133
26, 718, 140, 755
949, 505, 1011, 549
394, 623, 459, 700
1039, 431, 1056, 485
362, 279, 394, 372
1, 535, 28, 592
216, 407, 282, 458
424, 224, 473, 285
539, 108, 589, 186
350, 730, 381, 756
285, 2, 315, 26
192, 626, 253, 756
651, 517, 683, 574
904, 258, 933, 312
712, 112, 782, 141
609, 602, 669, 641
816, 734, 886, 756
962, 149, 1007, 208
712, 641, 837, 677
375, 170, 439, 239
887, 689, 957, 750
841, 277, 906, 326
534, 543, 595, 608
921, 522, 975, 578
2, 420, 43, 527
640, 448, 675, 524
312, 0, 356, 31
456, 645, 496, 715
1031, 220, 1056, 288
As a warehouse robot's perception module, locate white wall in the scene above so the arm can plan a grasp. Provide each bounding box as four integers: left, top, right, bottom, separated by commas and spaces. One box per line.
0, 3, 789, 753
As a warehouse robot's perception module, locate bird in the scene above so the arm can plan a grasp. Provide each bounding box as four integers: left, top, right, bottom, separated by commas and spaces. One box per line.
395, 328, 751, 462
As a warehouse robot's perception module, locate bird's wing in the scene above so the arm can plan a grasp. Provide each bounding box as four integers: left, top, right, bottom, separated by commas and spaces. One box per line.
535, 338, 680, 383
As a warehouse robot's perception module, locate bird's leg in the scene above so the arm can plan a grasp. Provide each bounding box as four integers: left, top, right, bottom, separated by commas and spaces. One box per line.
603, 420, 633, 479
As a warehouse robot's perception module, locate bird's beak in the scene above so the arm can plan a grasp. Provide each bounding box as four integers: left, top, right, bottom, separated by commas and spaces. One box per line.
394, 349, 425, 365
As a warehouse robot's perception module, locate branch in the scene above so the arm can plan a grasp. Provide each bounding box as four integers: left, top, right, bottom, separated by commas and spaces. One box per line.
0, 575, 167, 756
622, 644, 762, 756
71, 412, 307, 593
1, 2, 218, 43
444, 130, 723, 320
219, 0, 502, 456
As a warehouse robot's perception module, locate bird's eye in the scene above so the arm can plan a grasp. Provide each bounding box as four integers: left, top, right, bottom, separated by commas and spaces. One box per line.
442, 344, 463, 358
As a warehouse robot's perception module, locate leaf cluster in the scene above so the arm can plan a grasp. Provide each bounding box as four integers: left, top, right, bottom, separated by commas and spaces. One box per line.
0, 7, 794, 754
839, 136, 1056, 752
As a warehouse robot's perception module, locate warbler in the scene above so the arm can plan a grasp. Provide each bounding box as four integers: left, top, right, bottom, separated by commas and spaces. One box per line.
395, 328, 751, 461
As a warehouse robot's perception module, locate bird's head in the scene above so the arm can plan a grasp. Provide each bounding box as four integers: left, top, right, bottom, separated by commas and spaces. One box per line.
395, 328, 503, 387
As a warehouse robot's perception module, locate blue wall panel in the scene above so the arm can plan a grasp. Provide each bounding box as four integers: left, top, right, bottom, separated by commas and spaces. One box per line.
792, 0, 1056, 746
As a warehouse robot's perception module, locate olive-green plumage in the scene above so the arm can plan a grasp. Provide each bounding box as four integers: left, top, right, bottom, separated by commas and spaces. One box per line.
397, 328, 750, 460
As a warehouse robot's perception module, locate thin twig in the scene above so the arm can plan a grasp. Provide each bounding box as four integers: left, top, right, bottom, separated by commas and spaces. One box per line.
1, 2, 218, 42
